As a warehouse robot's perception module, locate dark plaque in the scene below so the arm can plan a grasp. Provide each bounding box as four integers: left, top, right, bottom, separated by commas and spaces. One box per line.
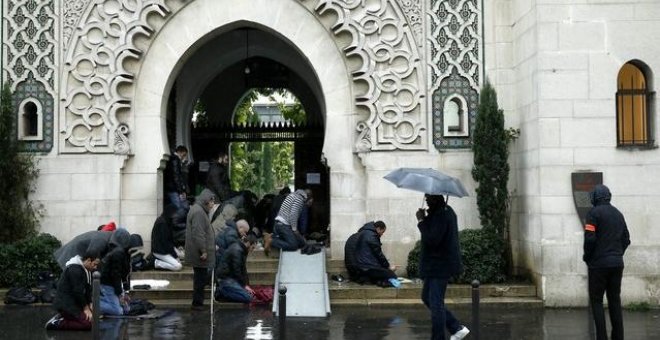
571, 172, 603, 225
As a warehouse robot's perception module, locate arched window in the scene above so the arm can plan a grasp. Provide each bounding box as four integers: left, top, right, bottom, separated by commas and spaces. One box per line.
18, 99, 43, 141
616, 62, 654, 147
24, 102, 38, 136
443, 95, 469, 137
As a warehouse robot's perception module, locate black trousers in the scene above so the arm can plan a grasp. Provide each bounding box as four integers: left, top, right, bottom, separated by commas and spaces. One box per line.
588, 266, 624, 340
354, 267, 397, 285
192, 267, 209, 307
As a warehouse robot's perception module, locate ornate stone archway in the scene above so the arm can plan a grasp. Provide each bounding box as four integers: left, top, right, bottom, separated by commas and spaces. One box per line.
59, 0, 427, 155
55, 0, 427, 246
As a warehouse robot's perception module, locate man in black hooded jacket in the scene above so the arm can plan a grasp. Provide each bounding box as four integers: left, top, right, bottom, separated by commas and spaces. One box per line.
584, 184, 631, 340
346, 221, 397, 286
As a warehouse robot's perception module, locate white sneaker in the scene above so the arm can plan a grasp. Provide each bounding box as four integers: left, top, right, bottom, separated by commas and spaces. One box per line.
450, 326, 470, 340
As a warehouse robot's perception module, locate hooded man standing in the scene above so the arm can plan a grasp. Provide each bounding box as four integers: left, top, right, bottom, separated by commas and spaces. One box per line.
416, 194, 469, 340
185, 189, 216, 310
584, 184, 631, 340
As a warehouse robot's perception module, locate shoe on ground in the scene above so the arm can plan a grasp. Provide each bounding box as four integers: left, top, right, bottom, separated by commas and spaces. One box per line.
450, 326, 470, 340
44, 314, 62, 330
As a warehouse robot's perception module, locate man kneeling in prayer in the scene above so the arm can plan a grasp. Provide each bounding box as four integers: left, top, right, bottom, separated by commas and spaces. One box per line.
215, 234, 257, 303
45, 251, 100, 331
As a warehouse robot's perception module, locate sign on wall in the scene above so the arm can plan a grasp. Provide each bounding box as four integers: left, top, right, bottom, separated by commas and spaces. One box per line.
571, 172, 603, 225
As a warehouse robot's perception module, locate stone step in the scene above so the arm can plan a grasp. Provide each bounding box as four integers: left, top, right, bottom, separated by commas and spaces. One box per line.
132, 267, 278, 282
135, 296, 543, 308
128, 280, 537, 302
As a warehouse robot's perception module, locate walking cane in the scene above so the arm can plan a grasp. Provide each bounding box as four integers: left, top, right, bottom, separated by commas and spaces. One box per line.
210, 268, 215, 339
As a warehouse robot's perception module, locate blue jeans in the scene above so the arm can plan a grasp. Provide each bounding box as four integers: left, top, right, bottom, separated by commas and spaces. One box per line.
99, 284, 124, 316
422, 278, 461, 340
271, 221, 305, 251
215, 278, 252, 303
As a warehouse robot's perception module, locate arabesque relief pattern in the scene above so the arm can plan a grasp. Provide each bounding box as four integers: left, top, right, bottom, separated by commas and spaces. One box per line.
60, 0, 426, 153
62, 0, 92, 50
2, 0, 57, 152
60, 0, 169, 154
428, 0, 481, 149
314, 0, 427, 151
397, 0, 423, 49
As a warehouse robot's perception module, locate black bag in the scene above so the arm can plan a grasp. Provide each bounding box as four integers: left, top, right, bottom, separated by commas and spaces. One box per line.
4, 287, 38, 305
131, 253, 155, 271
127, 298, 155, 316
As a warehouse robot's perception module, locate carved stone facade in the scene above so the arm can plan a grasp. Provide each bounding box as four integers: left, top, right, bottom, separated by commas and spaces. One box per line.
315, 0, 427, 151
60, 0, 170, 154
62, 0, 92, 50
397, 0, 423, 49
428, 0, 481, 149
2, 0, 57, 152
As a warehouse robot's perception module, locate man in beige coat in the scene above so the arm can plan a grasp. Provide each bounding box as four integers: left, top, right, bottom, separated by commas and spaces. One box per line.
185, 189, 216, 310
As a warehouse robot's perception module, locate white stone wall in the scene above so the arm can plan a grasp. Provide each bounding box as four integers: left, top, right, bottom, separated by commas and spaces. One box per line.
21, 0, 660, 307
496, 0, 660, 306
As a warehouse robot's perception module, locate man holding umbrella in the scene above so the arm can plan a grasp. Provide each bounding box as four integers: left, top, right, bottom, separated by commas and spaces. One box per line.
416, 194, 469, 340
384, 167, 470, 339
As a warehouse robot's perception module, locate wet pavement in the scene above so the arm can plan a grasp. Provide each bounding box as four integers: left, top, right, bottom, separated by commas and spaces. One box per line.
1, 304, 659, 339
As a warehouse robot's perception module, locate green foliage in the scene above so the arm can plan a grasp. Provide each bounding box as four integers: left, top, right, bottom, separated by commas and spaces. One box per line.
406, 240, 422, 278
0, 82, 41, 243
625, 302, 651, 311
457, 228, 506, 284
230, 88, 297, 196
405, 229, 506, 283
472, 81, 510, 236
0, 233, 62, 287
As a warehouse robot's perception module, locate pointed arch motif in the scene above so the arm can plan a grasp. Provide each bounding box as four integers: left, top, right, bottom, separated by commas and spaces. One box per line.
59, 0, 426, 154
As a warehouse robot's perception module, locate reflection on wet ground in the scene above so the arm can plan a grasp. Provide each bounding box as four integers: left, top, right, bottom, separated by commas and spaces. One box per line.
1, 304, 659, 339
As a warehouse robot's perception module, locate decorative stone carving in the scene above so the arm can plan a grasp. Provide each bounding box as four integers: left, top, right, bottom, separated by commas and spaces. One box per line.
428, 0, 482, 149
314, 0, 427, 151
3, 0, 57, 152
62, 0, 92, 50
397, 0, 423, 49
60, 0, 170, 154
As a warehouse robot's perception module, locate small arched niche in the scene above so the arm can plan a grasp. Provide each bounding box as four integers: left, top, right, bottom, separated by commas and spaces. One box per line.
18, 99, 43, 141
443, 94, 469, 137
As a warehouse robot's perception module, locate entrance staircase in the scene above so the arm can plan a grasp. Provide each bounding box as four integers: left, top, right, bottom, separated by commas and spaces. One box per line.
129, 248, 542, 308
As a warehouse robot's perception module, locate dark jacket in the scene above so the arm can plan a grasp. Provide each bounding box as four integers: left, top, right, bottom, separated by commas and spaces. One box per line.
54, 230, 113, 269
583, 185, 631, 269
164, 152, 187, 194
207, 162, 230, 202
344, 232, 360, 273
418, 205, 463, 278
216, 221, 240, 255
355, 222, 390, 270
100, 229, 131, 295
151, 215, 178, 258
217, 242, 249, 287
266, 192, 288, 233
53, 256, 92, 317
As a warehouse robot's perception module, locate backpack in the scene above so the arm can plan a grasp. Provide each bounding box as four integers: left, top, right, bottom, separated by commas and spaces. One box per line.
4, 287, 38, 305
